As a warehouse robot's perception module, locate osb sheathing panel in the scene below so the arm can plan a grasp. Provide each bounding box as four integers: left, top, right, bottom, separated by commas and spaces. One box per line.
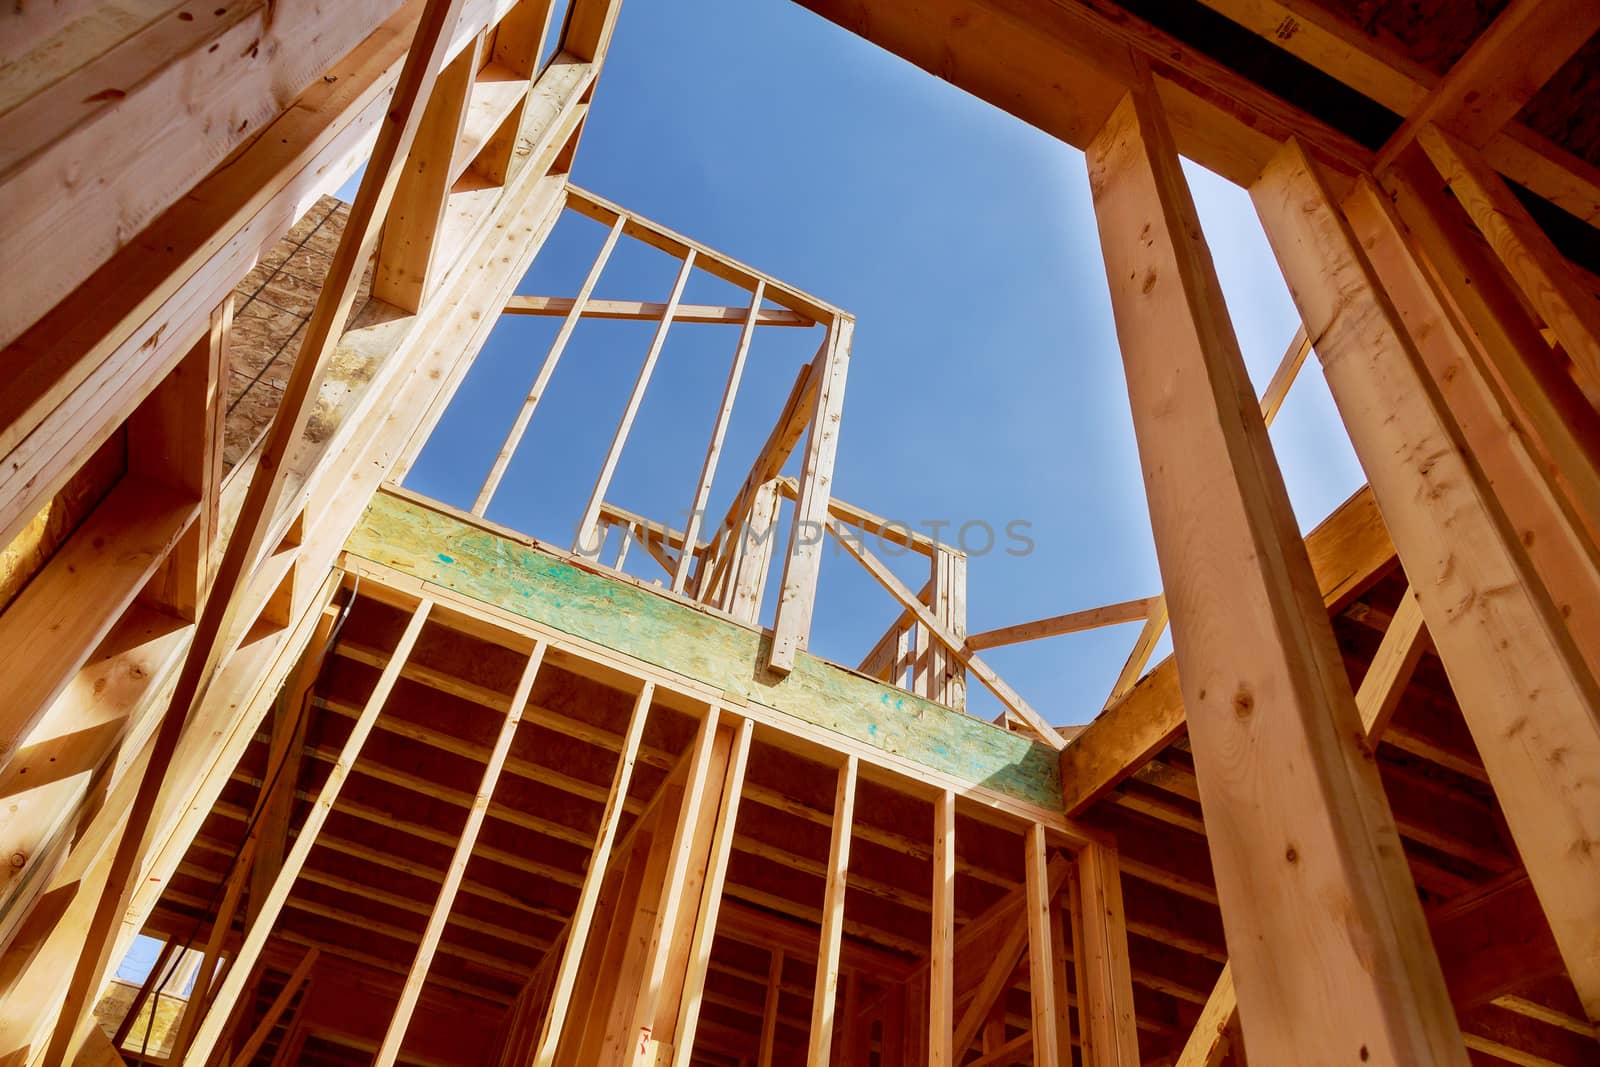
223, 194, 381, 467
1520, 32, 1600, 166
1313, 0, 1509, 75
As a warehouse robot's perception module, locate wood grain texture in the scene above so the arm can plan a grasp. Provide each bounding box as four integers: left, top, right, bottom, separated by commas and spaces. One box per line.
1255, 134, 1600, 1024
1093, 85, 1464, 1063
346, 488, 1064, 808
1059, 483, 1395, 814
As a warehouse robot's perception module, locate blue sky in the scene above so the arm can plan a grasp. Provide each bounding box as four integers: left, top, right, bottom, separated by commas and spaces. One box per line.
385, 0, 1367, 727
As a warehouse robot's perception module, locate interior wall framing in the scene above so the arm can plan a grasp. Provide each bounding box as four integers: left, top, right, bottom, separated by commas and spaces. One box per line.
0, 0, 1597, 1065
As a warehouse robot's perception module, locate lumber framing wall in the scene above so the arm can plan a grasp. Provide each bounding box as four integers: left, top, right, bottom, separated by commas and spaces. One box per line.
0, 0, 1598, 1065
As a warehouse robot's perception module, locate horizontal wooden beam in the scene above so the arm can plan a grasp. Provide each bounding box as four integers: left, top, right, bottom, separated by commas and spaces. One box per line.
793, 0, 1371, 187
341, 500, 1073, 821
503, 295, 812, 326
564, 184, 842, 323
966, 596, 1156, 652
1060, 482, 1396, 815
1375, 0, 1600, 171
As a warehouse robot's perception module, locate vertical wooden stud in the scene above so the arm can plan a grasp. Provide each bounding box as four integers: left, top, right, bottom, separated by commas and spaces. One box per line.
1089, 80, 1463, 1063
533, 681, 654, 1065
1253, 133, 1600, 1024
475, 213, 627, 515
807, 755, 857, 1066
769, 317, 852, 673
375, 643, 548, 1065
573, 251, 698, 556
1025, 825, 1060, 1067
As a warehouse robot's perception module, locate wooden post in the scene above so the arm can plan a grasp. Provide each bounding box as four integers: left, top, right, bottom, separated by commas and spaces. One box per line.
129, 296, 230, 622
1048, 894, 1073, 1067
757, 950, 784, 1067
671, 717, 755, 1067
728, 478, 781, 622
375, 642, 548, 1064
1381, 150, 1600, 550
1252, 134, 1600, 1024
1071, 844, 1138, 1066
806, 755, 857, 1066
673, 283, 765, 592
621, 709, 728, 1064
1342, 173, 1600, 681
45, 0, 472, 1055
1100, 325, 1303, 712
373, 35, 481, 312
1417, 123, 1600, 393
1025, 826, 1060, 1067
929, 790, 955, 1067
474, 213, 627, 516
573, 251, 698, 556
181, 599, 434, 1064
768, 317, 851, 673
249, 601, 343, 925
1087, 80, 1464, 1063
930, 550, 967, 711
533, 682, 654, 1065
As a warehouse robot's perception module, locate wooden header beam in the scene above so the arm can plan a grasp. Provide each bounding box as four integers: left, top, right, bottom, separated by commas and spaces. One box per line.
1374, 0, 1600, 172
966, 596, 1156, 653
504, 295, 812, 326
794, 0, 1370, 188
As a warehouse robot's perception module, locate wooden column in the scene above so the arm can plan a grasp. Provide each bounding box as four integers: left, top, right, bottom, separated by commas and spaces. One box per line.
618, 711, 737, 1066
1252, 135, 1600, 1024
727, 478, 782, 621
1024, 826, 1061, 1067
929, 550, 967, 711
806, 755, 857, 1066
533, 682, 654, 1064
1071, 844, 1138, 1066
372, 34, 480, 312
769, 317, 852, 673
671, 718, 754, 1067
1086, 81, 1465, 1063
573, 250, 698, 556
757, 949, 784, 1067
1417, 123, 1600, 394
1382, 151, 1600, 551
673, 284, 765, 593
929, 790, 955, 1067
1341, 173, 1600, 682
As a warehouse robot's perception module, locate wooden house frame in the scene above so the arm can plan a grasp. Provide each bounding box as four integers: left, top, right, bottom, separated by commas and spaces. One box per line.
1, 0, 1597, 1064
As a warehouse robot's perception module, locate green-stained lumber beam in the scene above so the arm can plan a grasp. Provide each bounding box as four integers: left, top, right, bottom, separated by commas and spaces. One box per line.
344, 487, 1063, 811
